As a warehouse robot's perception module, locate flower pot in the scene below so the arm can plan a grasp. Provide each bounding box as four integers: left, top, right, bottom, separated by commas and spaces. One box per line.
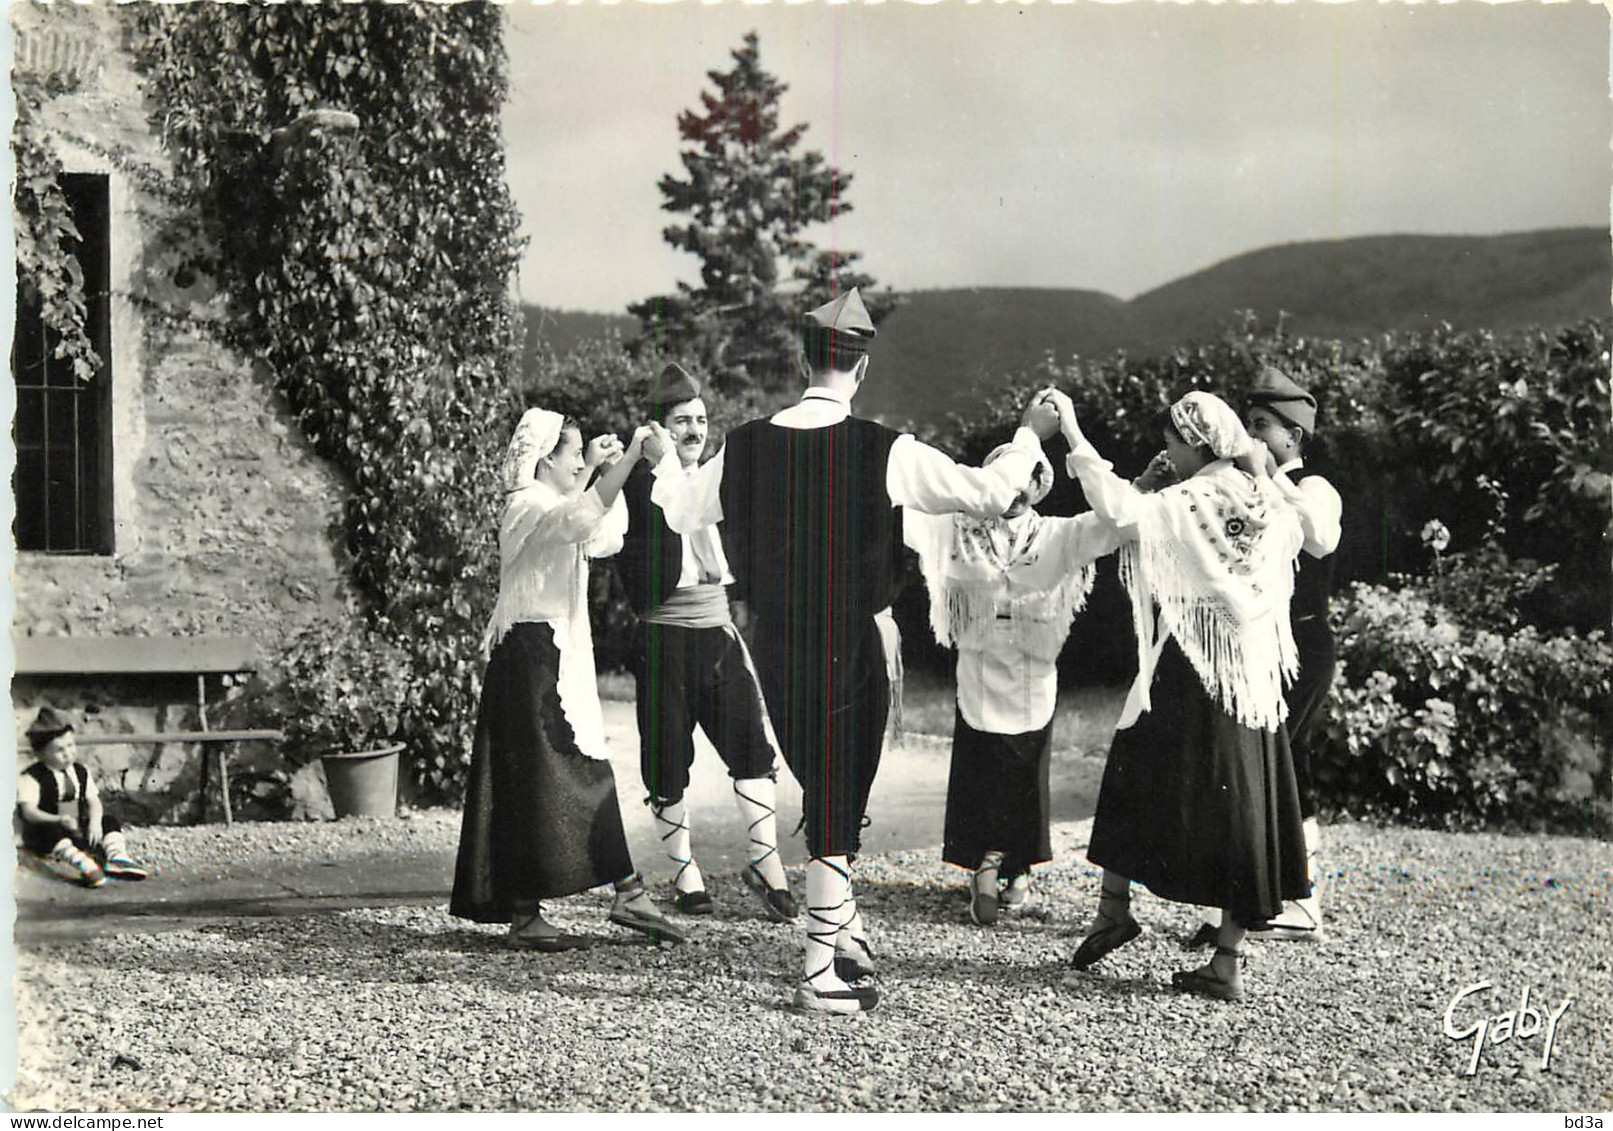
321, 743, 403, 818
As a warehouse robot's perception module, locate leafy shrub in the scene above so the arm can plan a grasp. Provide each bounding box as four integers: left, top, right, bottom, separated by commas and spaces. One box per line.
1316, 577, 1612, 832
273, 616, 415, 764
912, 316, 1609, 687
931, 317, 1605, 615
132, 5, 526, 803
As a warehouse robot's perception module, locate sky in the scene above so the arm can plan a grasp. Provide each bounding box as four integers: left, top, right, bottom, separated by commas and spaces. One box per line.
501, 0, 1610, 315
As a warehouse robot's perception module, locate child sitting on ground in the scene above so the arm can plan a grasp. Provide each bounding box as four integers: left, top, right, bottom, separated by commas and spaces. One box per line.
17, 706, 149, 886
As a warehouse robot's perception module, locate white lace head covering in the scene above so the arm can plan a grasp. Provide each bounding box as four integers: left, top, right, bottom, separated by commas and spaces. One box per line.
1169, 391, 1254, 462
501, 408, 565, 492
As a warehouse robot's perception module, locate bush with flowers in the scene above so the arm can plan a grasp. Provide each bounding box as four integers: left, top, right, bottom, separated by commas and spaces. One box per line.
1314, 514, 1612, 832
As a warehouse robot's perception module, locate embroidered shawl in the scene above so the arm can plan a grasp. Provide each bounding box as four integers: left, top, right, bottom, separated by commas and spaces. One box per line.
1119, 459, 1301, 732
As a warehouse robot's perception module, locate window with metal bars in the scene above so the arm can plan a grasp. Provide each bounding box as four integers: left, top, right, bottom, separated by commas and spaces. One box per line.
12, 172, 113, 554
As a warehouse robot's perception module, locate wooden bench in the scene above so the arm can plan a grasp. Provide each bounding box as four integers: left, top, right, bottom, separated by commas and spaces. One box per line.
12, 634, 284, 825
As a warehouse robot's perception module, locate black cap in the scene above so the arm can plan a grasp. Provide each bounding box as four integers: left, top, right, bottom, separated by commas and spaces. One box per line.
26, 705, 74, 750
645, 363, 702, 413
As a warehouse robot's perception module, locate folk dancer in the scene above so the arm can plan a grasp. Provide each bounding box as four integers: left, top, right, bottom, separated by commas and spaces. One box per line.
1243, 366, 1340, 940
1053, 388, 1309, 1001
647, 288, 1057, 1013
904, 433, 1121, 925
616, 364, 796, 921
450, 409, 686, 950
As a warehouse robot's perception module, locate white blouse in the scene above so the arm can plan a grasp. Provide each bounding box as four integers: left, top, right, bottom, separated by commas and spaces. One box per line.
1274, 458, 1342, 560
481, 479, 628, 760
906, 509, 1121, 734
650, 387, 1045, 534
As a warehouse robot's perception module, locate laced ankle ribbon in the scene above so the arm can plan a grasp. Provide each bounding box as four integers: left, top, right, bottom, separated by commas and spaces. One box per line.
805, 856, 852, 984
651, 802, 698, 891
733, 780, 779, 874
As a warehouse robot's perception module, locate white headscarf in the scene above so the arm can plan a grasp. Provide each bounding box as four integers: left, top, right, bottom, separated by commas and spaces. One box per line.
1169, 390, 1255, 462
500, 408, 565, 493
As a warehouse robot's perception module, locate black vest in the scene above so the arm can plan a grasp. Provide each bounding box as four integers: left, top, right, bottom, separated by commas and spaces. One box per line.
718, 416, 904, 623
24, 760, 87, 813
1289, 464, 1336, 626
615, 462, 688, 617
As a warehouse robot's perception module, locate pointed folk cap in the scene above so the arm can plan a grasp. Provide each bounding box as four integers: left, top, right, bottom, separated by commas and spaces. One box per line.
802, 287, 876, 352
645, 363, 702, 413
1247, 365, 1318, 436
26, 705, 74, 749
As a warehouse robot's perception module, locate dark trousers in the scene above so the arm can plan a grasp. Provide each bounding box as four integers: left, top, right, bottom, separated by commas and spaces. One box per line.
1286, 619, 1337, 820
749, 613, 888, 859
20, 812, 123, 857
632, 621, 776, 806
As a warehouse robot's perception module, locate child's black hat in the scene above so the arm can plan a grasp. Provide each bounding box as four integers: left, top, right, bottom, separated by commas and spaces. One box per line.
26, 705, 74, 750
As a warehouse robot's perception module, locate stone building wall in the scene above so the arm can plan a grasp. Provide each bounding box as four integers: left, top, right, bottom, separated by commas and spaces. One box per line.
10, 4, 360, 821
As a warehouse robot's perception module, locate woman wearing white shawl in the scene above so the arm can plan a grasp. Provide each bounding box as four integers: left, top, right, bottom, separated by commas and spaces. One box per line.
905, 438, 1122, 925
1047, 388, 1309, 1002
450, 408, 686, 949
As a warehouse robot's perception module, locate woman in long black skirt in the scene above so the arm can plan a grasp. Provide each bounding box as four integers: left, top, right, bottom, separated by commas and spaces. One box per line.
1048, 387, 1309, 1001
451, 407, 684, 950
905, 442, 1120, 925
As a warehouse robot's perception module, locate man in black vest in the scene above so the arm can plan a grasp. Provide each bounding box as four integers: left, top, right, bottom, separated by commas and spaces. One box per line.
647, 289, 1059, 1013
1244, 366, 1341, 941
616, 364, 796, 923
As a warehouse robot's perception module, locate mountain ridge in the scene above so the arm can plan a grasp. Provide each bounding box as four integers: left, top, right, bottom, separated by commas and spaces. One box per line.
522, 226, 1610, 425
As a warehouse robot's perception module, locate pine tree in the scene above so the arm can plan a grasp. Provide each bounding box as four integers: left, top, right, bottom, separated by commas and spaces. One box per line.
628, 32, 896, 396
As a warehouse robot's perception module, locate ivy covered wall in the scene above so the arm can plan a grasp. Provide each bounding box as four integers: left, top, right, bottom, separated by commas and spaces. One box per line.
127, 3, 529, 801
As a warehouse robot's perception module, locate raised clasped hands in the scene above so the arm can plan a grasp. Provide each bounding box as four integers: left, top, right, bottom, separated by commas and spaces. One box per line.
1041, 387, 1078, 430
626, 423, 660, 463
641, 421, 672, 465
1022, 391, 1061, 441
1133, 450, 1179, 493
586, 433, 625, 469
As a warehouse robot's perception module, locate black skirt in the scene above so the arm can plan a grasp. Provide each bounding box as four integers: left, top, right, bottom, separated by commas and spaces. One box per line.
942, 708, 1053, 879
450, 622, 635, 923
1086, 639, 1308, 924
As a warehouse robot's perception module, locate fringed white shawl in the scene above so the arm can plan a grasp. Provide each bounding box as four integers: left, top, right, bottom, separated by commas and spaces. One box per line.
1117, 460, 1301, 733
912, 510, 1099, 664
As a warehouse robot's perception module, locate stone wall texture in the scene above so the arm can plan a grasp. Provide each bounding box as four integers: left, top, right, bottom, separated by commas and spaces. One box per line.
10, 4, 362, 822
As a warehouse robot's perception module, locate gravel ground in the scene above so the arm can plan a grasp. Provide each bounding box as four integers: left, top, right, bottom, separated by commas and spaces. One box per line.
11, 812, 1611, 1113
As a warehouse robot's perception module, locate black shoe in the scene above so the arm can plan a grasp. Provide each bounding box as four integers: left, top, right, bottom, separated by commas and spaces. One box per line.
742, 863, 799, 922
1182, 922, 1219, 951
507, 932, 593, 953
1070, 910, 1142, 970
675, 889, 715, 916
1170, 946, 1246, 1002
